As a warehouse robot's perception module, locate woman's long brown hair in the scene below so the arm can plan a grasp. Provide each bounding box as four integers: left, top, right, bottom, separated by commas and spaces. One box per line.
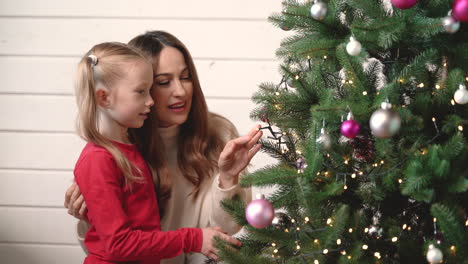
129, 31, 234, 216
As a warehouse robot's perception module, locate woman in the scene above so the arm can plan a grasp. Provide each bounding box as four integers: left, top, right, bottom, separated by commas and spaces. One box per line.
65, 30, 262, 264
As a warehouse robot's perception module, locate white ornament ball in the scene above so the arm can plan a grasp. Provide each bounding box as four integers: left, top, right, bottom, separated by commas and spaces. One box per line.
370, 109, 401, 138
454, 84, 468, 104
346, 37, 362, 56
426, 245, 443, 263
310, 2, 328, 21
442, 16, 460, 33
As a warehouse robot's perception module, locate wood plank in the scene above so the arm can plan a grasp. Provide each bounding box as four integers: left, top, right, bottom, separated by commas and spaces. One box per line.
0, 0, 281, 20
0, 243, 85, 264
0, 207, 80, 244
0, 170, 73, 207
0, 56, 280, 97
0, 18, 285, 59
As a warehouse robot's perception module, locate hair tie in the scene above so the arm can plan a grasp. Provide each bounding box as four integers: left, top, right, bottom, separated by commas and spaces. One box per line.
88, 54, 98, 67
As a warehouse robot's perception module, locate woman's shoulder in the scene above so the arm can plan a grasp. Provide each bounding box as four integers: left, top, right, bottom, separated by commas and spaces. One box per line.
208, 112, 239, 140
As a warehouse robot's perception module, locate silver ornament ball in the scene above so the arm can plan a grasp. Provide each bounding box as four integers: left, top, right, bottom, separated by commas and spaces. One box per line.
346, 37, 362, 56
316, 128, 332, 149
370, 109, 401, 138
426, 245, 443, 263
442, 16, 460, 33
454, 84, 468, 104
310, 2, 328, 21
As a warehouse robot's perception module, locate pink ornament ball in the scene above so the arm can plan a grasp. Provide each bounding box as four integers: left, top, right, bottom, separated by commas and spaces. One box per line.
245, 198, 274, 229
341, 120, 360, 139
391, 0, 418, 9
453, 0, 468, 22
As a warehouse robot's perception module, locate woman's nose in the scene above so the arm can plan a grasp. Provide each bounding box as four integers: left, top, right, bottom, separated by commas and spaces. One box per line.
173, 80, 187, 97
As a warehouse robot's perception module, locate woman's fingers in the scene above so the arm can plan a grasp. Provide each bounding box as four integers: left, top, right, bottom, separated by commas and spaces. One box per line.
246, 130, 263, 149
219, 233, 242, 247
78, 201, 87, 218
64, 182, 77, 207
67, 185, 81, 215
247, 144, 262, 161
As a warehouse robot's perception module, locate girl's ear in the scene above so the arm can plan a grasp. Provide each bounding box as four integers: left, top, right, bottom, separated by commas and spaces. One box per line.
95, 88, 110, 108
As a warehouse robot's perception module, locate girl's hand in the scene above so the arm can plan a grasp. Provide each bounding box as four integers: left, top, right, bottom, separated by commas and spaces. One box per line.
64, 182, 88, 220
200, 227, 241, 260
218, 125, 262, 188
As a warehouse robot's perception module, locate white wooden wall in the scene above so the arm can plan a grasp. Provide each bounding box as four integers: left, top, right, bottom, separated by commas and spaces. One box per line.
0, 1, 285, 263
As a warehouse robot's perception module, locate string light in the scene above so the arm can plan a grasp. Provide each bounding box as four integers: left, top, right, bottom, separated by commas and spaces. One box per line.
341, 250, 346, 255
418, 83, 425, 88
275, 92, 280, 96
392, 237, 398, 242
296, 227, 300, 230
450, 245, 456, 252
349, 80, 354, 84
465, 219, 468, 226
359, 171, 363, 175
380, 160, 385, 164
433, 218, 437, 223
314, 239, 319, 244
399, 79, 404, 83
458, 125, 464, 132
443, 62, 447, 67
364, 227, 369, 233
363, 91, 368, 95
314, 260, 319, 264
342, 80, 346, 84
295, 75, 299, 80
272, 243, 276, 247
402, 224, 407, 230
296, 245, 301, 250
351, 173, 356, 178
398, 178, 403, 184
291, 219, 296, 223
374, 252, 382, 259
347, 256, 352, 259
323, 55, 327, 59
451, 99, 456, 105
323, 249, 329, 254
435, 84, 441, 89
432, 117, 436, 122
466, 77, 468, 81
362, 244, 369, 250
337, 239, 342, 245
274, 249, 279, 253
344, 159, 349, 165
326, 218, 333, 225
344, 185, 348, 190
305, 217, 310, 222
349, 228, 353, 233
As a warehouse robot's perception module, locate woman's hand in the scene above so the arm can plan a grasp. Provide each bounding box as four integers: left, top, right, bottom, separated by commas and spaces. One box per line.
218, 125, 262, 188
64, 182, 88, 220
200, 227, 241, 260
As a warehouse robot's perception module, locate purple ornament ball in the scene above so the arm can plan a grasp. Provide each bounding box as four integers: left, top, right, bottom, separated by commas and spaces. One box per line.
341, 120, 360, 139
391, 0, 418, 9
453, 0, 468, 22
245, 197, 275, 228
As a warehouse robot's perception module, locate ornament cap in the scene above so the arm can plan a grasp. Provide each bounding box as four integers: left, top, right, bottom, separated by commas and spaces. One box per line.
381, 101, 392, 110
459, 83, 466, 90
255, 193, 266, 200
347, 112, 354, 120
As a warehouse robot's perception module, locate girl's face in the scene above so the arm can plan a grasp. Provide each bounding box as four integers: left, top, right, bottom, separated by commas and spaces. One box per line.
152, 47, 193, 128
106, 59, 154, 129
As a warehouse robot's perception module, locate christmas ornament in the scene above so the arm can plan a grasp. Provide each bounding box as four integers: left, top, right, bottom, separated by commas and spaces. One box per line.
351, 136, 375, 163
316, 127, 332, 149
391, 0, 418, 9
246, 194, 275, 228
346, 36, 362, 56
453, 0, 468, 22
426, 245, 443, 263
296, 156, 308, 173
370, 100, 401, 138
310, 1, 328, 21
341, 112, 360, 139
271, 212, 293, 230
442, 11, 460, 33
280, 21, 293, 31
287, 78, 296, 88
367, 225, 383, 239
454, 83, 468, 104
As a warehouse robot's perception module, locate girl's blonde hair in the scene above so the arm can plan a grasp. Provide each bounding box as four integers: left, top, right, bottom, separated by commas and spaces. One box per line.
75, 42, 150, 183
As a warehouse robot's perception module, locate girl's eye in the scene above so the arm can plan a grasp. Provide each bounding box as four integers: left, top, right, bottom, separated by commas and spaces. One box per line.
138, 90, 146, 94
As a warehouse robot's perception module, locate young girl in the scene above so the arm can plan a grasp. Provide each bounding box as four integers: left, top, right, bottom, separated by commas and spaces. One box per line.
73, 42, 238, 264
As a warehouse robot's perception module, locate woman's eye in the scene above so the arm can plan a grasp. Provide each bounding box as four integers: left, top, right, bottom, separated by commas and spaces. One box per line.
158, 81, 170, 85
181, 76, 191, 80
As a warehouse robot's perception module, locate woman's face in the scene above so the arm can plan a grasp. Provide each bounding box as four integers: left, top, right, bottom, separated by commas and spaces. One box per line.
152, 46, 193, 128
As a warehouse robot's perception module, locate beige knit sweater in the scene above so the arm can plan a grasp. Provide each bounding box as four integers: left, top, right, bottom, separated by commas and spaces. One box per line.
77, 115, 252, 264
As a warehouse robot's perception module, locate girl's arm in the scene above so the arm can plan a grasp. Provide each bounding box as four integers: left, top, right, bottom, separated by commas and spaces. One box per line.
75, 150, 202, 261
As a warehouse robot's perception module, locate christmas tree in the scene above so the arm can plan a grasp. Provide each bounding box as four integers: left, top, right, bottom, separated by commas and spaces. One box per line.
218, 0, 468, 263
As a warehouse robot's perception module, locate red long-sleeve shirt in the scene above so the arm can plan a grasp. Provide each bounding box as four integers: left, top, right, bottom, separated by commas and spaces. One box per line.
74, 141, 202, 264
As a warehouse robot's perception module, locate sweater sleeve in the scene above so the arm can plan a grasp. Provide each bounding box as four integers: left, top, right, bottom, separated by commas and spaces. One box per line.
209, 174, 252, 235
75, 151, 202, 261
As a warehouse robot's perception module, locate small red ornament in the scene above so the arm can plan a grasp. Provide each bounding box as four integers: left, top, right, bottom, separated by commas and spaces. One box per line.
391, 0, 418, 9
453, 0, 468, 22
